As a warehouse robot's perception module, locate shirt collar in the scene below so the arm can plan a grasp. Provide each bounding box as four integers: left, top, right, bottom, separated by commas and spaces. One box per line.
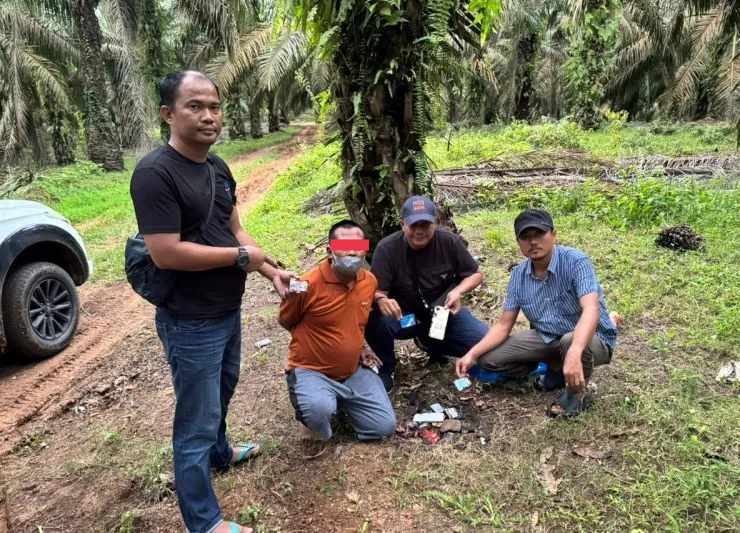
319, 258, 366, 285
527, 246, 559, 279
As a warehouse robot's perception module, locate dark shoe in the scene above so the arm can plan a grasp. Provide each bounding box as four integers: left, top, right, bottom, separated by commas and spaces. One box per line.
425, 355, 450, 367
413, 336, 430, 354
534, 368, 566, 391
546, 391, 594, 418
379, 372, 395, 393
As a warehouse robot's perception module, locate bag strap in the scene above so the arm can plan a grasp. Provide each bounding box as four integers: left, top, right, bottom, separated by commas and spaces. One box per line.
182, 156, 217, 237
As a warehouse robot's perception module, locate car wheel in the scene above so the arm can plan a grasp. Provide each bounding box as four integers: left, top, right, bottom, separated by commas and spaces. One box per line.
2, 262, 80, 359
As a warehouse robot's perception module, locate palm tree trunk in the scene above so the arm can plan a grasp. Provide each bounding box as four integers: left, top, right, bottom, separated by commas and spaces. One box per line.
72, 0, 123, 171
226, 84, 247, 139
268, 110, 280, 132
46, 88, 76, 165
249, 101, 263, 138
335, 0, 455, 246
279, 108, 290, 125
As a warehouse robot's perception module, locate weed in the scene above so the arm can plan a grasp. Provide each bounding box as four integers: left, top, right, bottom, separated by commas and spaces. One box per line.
239, 504, 262, 524
126, 445, 174, 502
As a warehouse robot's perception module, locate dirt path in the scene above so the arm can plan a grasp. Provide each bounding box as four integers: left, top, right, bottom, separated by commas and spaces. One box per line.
234, 124, 317, 213
0, 126, 316, 457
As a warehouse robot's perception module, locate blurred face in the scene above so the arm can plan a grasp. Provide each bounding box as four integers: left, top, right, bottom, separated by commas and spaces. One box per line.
517, 227, 556, 261
327, 226, 367, 260
402, 220, 436, 250
161, 73, 222, 146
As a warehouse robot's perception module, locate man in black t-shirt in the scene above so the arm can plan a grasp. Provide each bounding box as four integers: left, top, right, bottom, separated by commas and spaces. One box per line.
130, 71, 294, 533
365, 196, 490, 391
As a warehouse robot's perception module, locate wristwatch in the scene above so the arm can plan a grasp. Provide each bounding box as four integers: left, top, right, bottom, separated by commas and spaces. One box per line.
235, 246, 250, 270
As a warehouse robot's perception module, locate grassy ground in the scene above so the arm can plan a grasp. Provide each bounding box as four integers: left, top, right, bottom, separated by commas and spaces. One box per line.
7, 121, 740, 530
11, 127, 300, 282
244, 121, 740, 530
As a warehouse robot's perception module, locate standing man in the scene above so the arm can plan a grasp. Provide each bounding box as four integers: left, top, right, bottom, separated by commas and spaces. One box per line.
279, 220, 396, 457
130, 71, 294, 533
455, 209, 617, 418
365, 196, 489, 391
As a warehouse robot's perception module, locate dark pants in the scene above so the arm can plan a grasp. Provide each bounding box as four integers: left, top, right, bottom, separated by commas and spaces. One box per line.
155, 308, 242, 533
364, 307, 489, 375
478, 330, 611, 391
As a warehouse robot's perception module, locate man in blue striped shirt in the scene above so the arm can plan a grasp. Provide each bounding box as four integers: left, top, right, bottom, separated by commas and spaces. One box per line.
456, 209, 617, 417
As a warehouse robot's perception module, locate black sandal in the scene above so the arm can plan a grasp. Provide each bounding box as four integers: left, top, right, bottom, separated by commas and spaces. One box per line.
547, 391, 594, 418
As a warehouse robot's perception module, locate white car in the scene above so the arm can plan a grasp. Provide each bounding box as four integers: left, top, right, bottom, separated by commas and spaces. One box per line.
0, 200, 92, 359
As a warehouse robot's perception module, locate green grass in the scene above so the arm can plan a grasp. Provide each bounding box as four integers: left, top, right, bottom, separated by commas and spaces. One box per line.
427, 119, 738, 169
11, 128, 302, 282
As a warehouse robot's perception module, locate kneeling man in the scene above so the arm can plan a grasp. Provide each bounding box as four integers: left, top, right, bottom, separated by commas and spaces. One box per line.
279, 220, 396, 452
456, 209, 617, 417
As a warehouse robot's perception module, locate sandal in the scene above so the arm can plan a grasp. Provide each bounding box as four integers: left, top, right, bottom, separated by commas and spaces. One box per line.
546, 391, 594, 418
229, 443, 261, 466
225, 522, 251, 533
534, 368, 566, 391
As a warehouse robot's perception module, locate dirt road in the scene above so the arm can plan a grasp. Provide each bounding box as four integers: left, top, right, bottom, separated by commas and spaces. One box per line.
0, 126, 316, 456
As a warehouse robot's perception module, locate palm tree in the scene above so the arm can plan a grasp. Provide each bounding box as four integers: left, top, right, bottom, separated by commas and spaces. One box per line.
0, 0, 76, 166
280, 0, 501, 243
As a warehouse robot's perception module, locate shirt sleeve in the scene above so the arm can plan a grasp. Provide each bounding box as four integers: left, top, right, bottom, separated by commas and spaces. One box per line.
451, 235, 479, 279
370, 244, 393, 292
502, 272, 520, 312
130, 165, 181, 234
572, 257, 599, 298
279, 288, 307, 329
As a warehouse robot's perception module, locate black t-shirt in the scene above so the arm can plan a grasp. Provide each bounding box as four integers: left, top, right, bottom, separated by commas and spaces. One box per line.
370, 229, 479, 317
130, 144, 246, 319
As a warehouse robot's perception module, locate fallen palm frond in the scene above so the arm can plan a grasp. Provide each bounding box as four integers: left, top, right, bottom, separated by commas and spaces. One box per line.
303, 151, 740, 214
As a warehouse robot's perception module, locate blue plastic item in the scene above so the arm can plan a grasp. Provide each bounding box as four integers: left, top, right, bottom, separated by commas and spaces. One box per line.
468, 362, 548, 384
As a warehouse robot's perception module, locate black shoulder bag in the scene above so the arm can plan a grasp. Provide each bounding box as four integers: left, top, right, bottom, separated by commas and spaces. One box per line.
125, 158, 216, 306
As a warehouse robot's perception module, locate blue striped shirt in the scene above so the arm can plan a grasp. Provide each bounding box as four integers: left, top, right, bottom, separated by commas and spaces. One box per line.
503, 246, 617, 349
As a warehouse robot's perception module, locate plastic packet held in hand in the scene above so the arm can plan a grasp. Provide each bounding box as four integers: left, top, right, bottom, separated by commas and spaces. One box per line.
289, 278, 308, 293
400, 314, 417, 328
454, 377, 472, 391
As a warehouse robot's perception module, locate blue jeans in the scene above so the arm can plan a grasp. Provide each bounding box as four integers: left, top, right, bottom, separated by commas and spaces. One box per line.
364, 307, 489, 375
155, 308, 242, 533
286, 366, 396, 440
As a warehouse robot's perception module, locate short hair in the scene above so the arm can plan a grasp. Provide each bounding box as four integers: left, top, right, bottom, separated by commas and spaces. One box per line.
159, 70, 220, 108
329, 219, 363, 241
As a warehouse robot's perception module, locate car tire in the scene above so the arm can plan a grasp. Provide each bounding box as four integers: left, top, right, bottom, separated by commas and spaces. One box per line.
2, 262, 80, 359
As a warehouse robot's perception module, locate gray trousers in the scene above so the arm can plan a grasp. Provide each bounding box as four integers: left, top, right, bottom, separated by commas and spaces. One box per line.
478, 330, 611, 379
285, 366, 396, 441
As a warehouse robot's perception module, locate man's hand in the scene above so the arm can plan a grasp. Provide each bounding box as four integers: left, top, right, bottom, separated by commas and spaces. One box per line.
360, 346, 383, 369
444, 289, 462, 315
377, 297, 403, 320
455, 351, 478, 378
563, 348, 586, 391
272, 270, 298, 300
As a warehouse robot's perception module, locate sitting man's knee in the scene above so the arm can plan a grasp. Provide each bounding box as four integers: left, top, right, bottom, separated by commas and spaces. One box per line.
302, 397, 336, 424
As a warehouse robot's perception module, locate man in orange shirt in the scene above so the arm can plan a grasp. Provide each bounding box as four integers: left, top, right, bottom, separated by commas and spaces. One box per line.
279, 220, 396, 451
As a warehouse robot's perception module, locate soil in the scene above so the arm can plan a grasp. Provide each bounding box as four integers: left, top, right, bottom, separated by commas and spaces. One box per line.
0, 132, 638, 532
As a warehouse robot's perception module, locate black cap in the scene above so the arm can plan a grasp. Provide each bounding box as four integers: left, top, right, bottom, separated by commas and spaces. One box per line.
514, 209, 555, 237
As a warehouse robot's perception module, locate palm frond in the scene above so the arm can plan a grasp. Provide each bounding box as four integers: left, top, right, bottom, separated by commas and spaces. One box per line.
258, 29, 308, 92
206, 23, 271, 91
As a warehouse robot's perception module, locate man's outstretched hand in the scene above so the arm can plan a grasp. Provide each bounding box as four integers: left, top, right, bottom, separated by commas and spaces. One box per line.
272, 270, 298, 300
